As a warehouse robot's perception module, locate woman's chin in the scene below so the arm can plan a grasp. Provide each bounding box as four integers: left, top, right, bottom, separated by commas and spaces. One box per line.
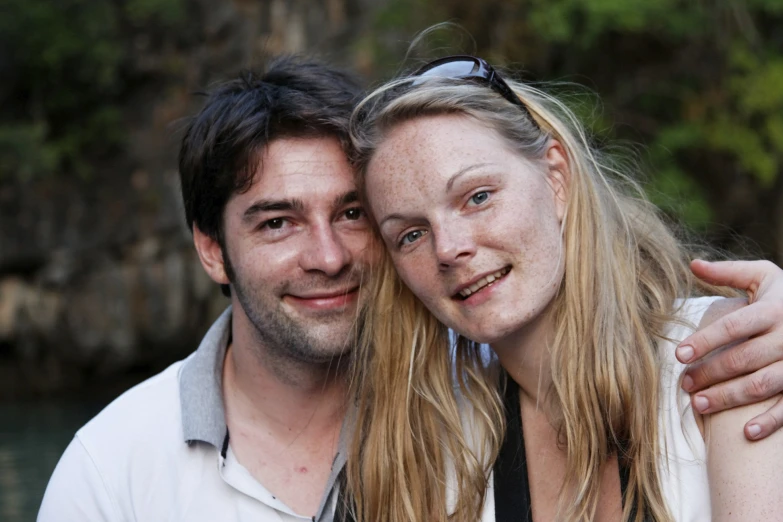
451, 327, 506, 346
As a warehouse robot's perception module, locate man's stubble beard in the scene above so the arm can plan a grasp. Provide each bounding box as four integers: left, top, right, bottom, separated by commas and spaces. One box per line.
225, 250, 361, 366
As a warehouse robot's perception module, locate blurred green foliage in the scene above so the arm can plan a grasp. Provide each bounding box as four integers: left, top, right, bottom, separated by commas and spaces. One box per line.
364, 0, 783, 235
0, 0, 186, 181
2, 0, 782, 254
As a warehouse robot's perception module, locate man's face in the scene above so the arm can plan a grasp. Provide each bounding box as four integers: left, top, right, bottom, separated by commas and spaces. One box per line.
220, 136, 374, 363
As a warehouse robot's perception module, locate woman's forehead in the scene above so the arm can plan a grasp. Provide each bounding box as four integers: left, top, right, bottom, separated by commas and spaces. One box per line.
371, 115, 505, 171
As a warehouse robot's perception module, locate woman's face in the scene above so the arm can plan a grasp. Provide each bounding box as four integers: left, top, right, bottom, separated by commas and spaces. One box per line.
365, 113, 568, 346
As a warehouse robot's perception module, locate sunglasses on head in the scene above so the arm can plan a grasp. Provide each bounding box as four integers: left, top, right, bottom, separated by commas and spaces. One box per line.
412, 55, 539, 129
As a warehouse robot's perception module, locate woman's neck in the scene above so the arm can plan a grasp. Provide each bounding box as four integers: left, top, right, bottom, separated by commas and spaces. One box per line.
491, 306, 556, 406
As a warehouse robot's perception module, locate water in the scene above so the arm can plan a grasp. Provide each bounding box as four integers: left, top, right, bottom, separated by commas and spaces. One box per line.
0, 394, 123, 521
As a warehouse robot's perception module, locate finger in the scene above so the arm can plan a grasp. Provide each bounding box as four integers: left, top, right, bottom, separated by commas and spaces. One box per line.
682, 335, 783, 391
690, 259, 777, 296
744, 395, 783, 440
676, 302, 777, 364
689, 361, 783, 415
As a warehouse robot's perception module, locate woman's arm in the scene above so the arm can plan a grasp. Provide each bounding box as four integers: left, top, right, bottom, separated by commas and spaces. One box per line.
696, 297, 783, 520
706, 395, 783, 519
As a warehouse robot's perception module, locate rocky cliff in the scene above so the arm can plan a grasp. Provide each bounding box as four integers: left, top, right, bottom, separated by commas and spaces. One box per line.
0, 0, 383, 397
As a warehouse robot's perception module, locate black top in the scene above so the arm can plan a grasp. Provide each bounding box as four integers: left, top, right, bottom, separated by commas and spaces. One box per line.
493, 376, 647, 521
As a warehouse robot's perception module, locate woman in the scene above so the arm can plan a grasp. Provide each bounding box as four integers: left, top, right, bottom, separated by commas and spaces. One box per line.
345, 56, 783, 521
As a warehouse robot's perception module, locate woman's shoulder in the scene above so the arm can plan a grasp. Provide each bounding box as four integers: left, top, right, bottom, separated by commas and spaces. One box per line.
660, 296, 745, 356
671, 295, 732, 328
655, 297, 724, 519
685, 295, 747, 329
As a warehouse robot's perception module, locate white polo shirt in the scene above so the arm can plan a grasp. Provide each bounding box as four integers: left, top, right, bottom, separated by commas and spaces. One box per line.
37, 307, 347, 522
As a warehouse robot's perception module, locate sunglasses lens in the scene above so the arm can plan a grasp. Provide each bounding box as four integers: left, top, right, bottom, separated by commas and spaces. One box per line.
417, 59, 480, 80
410, 55, 539, 130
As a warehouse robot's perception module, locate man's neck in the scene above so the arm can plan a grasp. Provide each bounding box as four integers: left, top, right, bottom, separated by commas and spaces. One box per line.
223, 319, 349, 441
221, 312, 350, 517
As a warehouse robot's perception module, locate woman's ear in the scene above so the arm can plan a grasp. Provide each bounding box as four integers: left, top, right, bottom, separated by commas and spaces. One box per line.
544, 139, 570, 222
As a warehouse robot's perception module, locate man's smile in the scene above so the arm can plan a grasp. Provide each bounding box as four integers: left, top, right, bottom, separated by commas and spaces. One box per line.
284, 287, 360, 311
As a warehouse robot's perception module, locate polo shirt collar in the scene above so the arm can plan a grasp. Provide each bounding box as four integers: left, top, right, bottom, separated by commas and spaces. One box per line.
177, 305, 352, 521
179, 306, 232, 448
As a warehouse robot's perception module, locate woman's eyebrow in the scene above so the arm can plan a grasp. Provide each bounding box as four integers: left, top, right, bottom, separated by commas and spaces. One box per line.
379, 212, 405, 229
446, 162, 496, 191
378, 165, 500, 228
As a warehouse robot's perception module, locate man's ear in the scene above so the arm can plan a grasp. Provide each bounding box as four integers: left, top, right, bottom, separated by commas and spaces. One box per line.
193, 224, 230, 286
544, 139, 570, 222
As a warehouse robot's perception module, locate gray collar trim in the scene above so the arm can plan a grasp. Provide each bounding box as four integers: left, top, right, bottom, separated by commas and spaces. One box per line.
179, 306, 232, 448
313, 404, 354, 520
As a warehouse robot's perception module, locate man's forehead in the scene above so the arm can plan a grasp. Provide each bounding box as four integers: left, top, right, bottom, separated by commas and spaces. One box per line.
233, 136, 358, 209
262, 136, 349, 165
257, 136, 352, 179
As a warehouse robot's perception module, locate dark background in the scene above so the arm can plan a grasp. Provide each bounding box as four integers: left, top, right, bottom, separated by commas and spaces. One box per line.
2, 0, 782, 519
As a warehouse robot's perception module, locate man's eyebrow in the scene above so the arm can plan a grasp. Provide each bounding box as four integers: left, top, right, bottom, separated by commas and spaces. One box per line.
446, 163, 495, 191
242, 198, 305, 222
333, 190, 359, 208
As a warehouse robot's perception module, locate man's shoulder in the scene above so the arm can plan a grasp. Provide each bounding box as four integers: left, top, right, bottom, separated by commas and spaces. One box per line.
40, 355, 239, 521
71, 357, 211, 495
62, 357, 220, 516
77, 358, 188, 451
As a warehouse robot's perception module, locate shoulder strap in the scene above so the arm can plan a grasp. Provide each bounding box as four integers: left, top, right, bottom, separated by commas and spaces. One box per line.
493, 377, 533, 522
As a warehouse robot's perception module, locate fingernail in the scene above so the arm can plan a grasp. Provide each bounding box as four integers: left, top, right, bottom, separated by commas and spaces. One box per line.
677, 345, 694, 363
747, 424, 762, 439
682, 375, 694, 391
693, 395, 709, 413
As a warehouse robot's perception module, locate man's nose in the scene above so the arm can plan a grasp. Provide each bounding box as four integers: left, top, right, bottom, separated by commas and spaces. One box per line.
300, 223, 352, 277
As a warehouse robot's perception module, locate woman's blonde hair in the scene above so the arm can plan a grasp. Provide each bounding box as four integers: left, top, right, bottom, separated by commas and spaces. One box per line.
346, 71, 733, 522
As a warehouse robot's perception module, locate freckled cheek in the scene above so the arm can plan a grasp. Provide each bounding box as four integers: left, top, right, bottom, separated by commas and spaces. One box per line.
392, 260, 435, 301
512, 204, 561, 244
515, 228, 561, 267
515, 230, 565, 289
407, 275, 454, 320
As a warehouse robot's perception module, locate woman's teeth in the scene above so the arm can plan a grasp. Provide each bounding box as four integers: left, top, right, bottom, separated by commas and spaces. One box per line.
459, 267, 510, 298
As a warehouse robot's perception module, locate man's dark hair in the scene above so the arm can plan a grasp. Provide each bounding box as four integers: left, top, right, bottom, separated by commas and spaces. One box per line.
178, 56, 364, 295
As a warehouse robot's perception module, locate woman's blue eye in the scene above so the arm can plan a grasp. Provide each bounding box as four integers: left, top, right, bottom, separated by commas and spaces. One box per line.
470, 191, 489, 205
401, 230, 426, 245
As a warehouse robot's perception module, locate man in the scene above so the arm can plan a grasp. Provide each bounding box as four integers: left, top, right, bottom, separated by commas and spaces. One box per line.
38, 56, 783, 521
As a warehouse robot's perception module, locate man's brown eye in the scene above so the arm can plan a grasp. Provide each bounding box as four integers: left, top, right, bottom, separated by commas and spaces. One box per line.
345, 208, 363, 220
266, 218, 285, 229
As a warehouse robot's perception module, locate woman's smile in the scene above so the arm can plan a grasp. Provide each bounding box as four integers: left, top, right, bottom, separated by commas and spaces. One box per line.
453, 265, 511, 300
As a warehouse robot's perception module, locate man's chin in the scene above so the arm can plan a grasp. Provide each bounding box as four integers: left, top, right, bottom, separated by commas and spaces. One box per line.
236, 293, 359, 362
302, 325, 357, 357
